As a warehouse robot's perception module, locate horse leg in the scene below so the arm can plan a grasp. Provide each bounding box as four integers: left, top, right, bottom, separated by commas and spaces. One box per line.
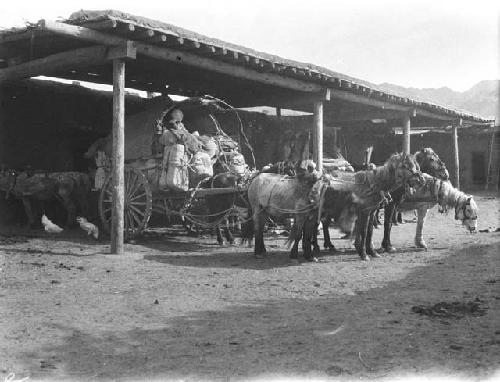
289, 215, 304, 263
215, 226, 224, 245
311, 222, 321, 258
322, 215, 336, 251
392, 208, 399, 226
224, 219, 235, 244
302, 214, 318, 262
414, 207, 429, 249
290, 233, 301, 264
373, 208, 380, 228
355, 211, 370, 261
366, 210, 381, 258
254, 208, 267, 258
381, 202, 397, 252
21, 197, 35, 228
397, 211, 403, 224
58, 191, 76, 228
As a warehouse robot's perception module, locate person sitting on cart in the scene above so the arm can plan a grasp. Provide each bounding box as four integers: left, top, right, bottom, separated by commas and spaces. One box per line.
158, 108, 202, 154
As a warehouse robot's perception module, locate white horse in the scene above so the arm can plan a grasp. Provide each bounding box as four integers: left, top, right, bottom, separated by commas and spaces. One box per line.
400, 173, 478, 249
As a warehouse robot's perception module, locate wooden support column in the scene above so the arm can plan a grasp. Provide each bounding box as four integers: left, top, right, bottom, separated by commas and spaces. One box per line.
110, 59, 125, 254
452, 119, 462, 189
402, 114, 411, 154
313, 101, 324, 172
276, 107, 281, 120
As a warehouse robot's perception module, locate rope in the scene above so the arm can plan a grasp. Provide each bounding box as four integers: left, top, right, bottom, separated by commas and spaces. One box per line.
203, 94, 256, 169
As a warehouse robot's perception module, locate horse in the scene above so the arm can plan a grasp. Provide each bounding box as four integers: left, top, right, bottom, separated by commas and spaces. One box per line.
323, 153, 422, 260
199, 160, 300, 246
397, 174, 478, 249
381, 148, 449, 252
2, 169, 90, 228
244, 158, 321, 262
316, 187, 361, 252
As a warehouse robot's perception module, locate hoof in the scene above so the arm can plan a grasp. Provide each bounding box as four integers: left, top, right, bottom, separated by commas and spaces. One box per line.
369, 251, 381, 258
415, 242, 428, 250
382, 245, 396, 253
305, 256, 319, 263
360, 254, 370, 261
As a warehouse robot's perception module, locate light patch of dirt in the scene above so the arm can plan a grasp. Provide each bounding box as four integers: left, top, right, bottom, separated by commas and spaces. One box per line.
0, 194, 499, 381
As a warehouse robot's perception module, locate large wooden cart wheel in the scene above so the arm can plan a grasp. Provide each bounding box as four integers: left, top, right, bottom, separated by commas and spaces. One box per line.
99, 166, 153, 239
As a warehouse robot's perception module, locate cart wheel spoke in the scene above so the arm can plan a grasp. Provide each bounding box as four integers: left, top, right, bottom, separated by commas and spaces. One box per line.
130, 192, 147, 202
128, 207, 143, 227
129, 201, 147, 206
127, 173, 139, 197
129, 204, 146, 221
100, 166, 152, 238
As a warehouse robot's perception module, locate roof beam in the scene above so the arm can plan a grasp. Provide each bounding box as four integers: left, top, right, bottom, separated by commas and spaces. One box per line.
38, 20, 323, 93
0, 45, 109, 83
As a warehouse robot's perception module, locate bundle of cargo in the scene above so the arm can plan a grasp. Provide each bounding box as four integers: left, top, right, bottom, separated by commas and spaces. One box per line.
323, 157, 354, 173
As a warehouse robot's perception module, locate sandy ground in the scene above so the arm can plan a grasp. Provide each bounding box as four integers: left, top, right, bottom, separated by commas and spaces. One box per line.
0, 193, 499, 381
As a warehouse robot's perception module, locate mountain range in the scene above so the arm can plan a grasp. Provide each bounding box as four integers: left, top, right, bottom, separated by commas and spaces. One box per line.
378, 80, 499, 122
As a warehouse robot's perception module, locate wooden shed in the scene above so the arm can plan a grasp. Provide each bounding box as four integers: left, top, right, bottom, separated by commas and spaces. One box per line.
0, 9, 494, 253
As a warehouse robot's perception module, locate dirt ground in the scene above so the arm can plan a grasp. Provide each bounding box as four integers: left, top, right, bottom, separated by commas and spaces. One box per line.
0, 193, 499, 381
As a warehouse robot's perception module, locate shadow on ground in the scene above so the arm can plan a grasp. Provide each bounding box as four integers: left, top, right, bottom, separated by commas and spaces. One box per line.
16, 241, 500, 381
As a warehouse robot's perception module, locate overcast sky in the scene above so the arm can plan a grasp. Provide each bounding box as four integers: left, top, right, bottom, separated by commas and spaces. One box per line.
1, 0, 498, 91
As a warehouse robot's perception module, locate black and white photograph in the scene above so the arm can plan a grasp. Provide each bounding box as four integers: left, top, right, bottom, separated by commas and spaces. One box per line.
0, 1, 499, 381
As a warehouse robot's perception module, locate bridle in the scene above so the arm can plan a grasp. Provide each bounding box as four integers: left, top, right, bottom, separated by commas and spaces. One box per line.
455, 196, 476, 222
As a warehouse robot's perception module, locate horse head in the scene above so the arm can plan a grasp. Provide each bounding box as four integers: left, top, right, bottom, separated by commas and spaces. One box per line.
455, 195, 478, 232
295, 159, 320, 184
415, 148, 449, 180
387, 153, 423, 191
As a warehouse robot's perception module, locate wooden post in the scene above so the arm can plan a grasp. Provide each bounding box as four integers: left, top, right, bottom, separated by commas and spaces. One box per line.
111, 59, 125, 254
452, 119, 461, 189
402, 114, 411, 154
313, 101, 323, 172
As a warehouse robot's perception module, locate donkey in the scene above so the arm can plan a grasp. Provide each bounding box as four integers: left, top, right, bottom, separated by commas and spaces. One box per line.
381, 148, 449, 252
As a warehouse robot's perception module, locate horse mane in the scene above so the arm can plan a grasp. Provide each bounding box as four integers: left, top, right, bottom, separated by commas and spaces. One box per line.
436, 179, 469, 211
369, 152, 404, 190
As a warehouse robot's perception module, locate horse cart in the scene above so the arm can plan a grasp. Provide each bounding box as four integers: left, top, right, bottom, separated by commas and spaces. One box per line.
89, 96, 254, 238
